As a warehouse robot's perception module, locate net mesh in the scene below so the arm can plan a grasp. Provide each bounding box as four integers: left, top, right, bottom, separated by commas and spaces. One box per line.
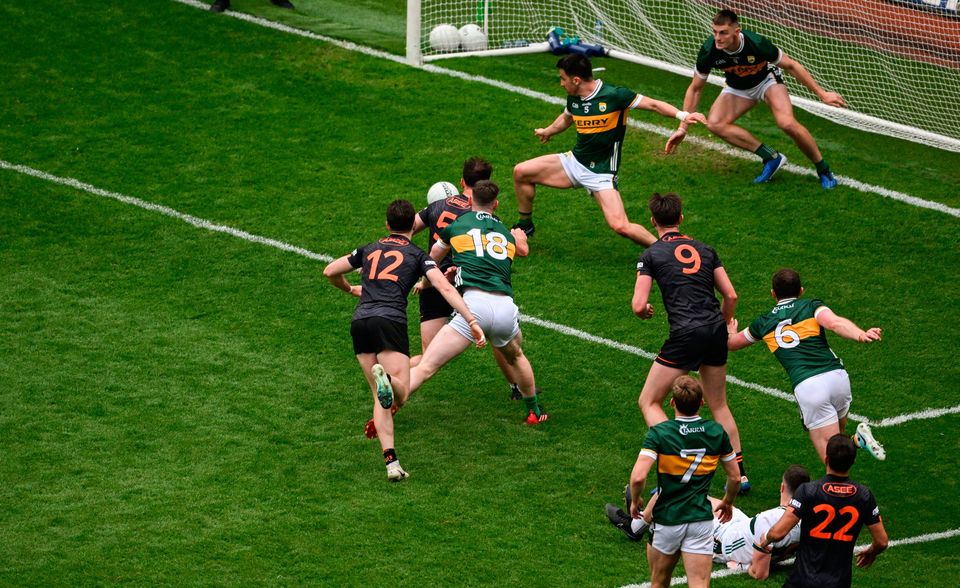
418, 0, 960, 151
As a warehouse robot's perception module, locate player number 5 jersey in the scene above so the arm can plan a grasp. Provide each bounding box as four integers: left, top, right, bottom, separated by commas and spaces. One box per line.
567, 80, 643, 174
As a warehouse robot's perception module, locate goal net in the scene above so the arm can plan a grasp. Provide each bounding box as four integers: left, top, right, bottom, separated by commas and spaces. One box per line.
409, 0, 960, 152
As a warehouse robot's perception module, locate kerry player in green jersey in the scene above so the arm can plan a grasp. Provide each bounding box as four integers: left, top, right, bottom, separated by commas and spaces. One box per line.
512, 54, 706, 244
727, 268, 885, 465
668, 10, 846, 189
410, 180, 548, 425
625, 376, 741, 588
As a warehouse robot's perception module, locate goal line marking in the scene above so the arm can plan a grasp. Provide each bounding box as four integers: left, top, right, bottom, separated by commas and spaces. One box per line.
167, 0, 960, 219
620, 527, 960, 588
3, 158, 956, 430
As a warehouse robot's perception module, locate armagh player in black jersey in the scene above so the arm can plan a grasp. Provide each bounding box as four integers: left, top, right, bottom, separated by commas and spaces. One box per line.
760, 435, 887, 588
633, 193, 750, 491
323, 199, 485, 482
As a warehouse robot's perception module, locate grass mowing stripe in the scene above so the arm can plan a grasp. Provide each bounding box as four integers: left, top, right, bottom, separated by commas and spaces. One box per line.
169, 0, 960, 218
621, 527, 960, 588
5, 157, 957, 430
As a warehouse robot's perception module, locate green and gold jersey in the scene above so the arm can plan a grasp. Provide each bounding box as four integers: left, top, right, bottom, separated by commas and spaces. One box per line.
641, 416, 735, 526
696, 30, 782, 90
438, 211, 517, 297
567, 80, 643, 174
745, 297, 844, 389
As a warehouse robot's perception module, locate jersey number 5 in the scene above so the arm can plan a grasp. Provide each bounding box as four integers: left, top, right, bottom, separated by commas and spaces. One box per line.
674, 244, 701, 275
366, 250, 403, 282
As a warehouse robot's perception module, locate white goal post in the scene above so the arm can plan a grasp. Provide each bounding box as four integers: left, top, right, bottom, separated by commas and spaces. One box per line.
406, 0, 960, 153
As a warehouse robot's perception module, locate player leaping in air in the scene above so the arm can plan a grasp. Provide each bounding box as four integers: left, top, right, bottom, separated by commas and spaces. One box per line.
512, 54, 706, 243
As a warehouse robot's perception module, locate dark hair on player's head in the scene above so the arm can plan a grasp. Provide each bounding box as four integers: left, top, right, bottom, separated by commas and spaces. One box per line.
671, 375, 703, 416
557, 54, 593, 80
826, 434, 858, 473
648, 192, 683, 227
782, 465, 811, 495
713, 9, 739, 26
472, 180, 500, 207
772, 268, 803, 299
462, 157, 493, 187
386, 199, 416, 232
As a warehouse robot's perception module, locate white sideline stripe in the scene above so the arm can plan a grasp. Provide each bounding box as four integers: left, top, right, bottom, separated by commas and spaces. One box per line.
3, 158, 958, 428
169, 0, 960, 219
620, 527, 960, 588
0, 160, 332, 263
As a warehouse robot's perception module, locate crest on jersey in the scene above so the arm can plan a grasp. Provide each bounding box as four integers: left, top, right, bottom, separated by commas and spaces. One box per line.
599, 102, 607, 112
747, 55, 756, 64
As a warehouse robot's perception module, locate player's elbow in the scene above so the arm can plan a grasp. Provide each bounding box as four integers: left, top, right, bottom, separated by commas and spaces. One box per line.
750, 566, 769, 581
322, 264, 336, 279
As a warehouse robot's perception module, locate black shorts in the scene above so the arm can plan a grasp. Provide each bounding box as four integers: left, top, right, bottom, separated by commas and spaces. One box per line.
655, 321, 727, 371
351, 316, 409, 356
418, 286, 454, 322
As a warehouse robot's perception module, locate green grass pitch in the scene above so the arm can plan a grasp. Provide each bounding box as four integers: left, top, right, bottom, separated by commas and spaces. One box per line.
1, 1, 958, 586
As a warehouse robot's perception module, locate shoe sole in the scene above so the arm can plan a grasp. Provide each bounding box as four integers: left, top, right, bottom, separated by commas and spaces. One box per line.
753, 155, 787, 183
372, 364, 393, 409
856, 423, 886, 460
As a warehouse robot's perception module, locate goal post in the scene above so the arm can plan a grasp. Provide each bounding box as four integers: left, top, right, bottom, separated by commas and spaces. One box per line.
406, 0, 960, 153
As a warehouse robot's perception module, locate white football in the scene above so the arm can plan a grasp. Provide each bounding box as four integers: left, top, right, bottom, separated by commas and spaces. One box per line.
429, 24, 461, 52
458, 24, 488, 51
427, 181, 458, 204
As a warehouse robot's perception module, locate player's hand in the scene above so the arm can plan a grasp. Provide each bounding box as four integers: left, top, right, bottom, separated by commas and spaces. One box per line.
856, 548, 879, 568
629, 499, 644, 519
444, 266, 458, 284
468, 319, 487, 348
727, 318, 739, 335
821, 91, 846, 108
637, 303, 654, 319
349, 285, 362, 297
534, 127, 552, 143
685, 112, 707, 125
714, 499, 734, 523
664, 128, 687, 154
859, 327, 882, 343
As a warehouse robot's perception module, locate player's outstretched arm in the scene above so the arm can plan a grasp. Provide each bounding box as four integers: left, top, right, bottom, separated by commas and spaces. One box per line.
727, 319, 755, 351
534, 112, 573, 143
323, 255, 362, 297
759, 509, 800, 551
424, 267, 486, 348
856, 521, 888, 568
777, 54, 846, 108
816, 308, 882, 343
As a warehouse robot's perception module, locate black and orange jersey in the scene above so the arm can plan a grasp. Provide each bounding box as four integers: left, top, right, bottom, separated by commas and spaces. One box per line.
785, 475, 881, 588
696, 29, 782, 90
347, 234, 436, 323
566, 80, 643, 174
417, 194, 472, 271
636, 231, 724, 334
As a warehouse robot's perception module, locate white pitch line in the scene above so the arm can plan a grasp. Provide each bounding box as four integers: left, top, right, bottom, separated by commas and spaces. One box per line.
621, 527, 960, 588
3, 158, 958, 430
169, 0, 960, 219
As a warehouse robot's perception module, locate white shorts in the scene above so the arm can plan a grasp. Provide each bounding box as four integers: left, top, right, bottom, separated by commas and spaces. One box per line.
449, 288, 520, 348
794, 368, 851, 430
557, 151, 617, 194
711, 507, 749, 565
650, 520, 714, 556
720, 72, 781, 102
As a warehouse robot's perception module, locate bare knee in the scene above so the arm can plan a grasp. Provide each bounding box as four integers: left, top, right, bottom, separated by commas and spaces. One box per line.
608, 218, 633, 238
